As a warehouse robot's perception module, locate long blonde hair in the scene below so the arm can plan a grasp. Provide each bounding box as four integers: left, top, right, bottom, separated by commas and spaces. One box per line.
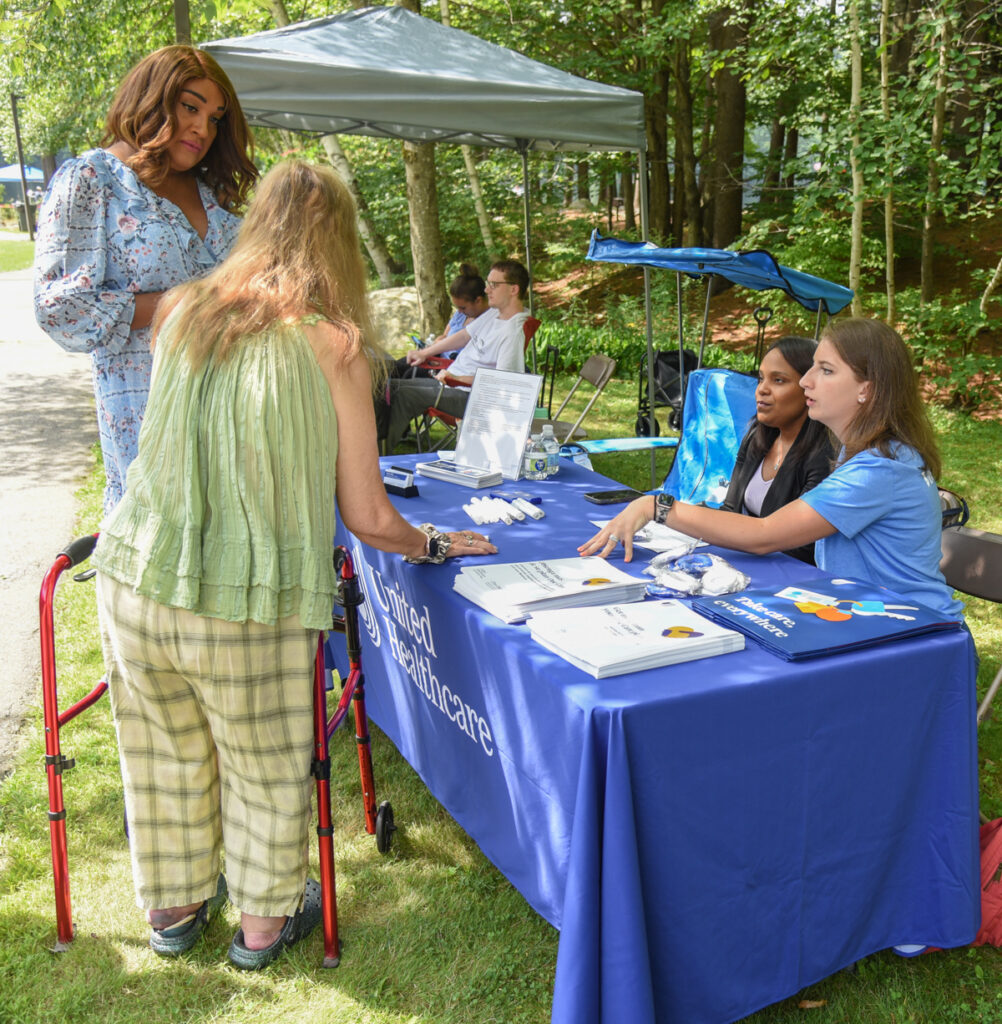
155, 160, 380, 374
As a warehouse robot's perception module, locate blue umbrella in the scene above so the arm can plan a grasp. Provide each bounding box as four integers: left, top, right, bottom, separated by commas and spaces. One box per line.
586, 231, 853, 315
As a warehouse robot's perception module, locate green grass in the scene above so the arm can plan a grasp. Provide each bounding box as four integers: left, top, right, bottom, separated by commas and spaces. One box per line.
0, 237, 35, 272
2, 383, 1001, 1024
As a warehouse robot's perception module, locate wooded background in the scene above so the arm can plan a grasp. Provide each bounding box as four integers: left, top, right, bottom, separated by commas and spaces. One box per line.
2, 0, 1000, 408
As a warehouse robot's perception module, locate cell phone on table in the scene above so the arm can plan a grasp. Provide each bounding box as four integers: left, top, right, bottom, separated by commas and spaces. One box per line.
584, 488, 644, 505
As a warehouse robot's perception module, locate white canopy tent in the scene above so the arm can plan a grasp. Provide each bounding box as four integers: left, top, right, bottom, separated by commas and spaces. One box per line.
202, 6, 652, 360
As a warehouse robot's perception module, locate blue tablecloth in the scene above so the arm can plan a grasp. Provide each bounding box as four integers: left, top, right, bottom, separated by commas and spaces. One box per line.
327, 454, 979, 1024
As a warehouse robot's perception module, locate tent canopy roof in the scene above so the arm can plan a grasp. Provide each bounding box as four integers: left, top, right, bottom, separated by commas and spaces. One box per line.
586, 232, 854, 315
0, 164, 43, 182
202, 6, 645, 153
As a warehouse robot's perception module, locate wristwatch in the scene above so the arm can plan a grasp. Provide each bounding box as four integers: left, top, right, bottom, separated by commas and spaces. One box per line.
654, 493, 675, 525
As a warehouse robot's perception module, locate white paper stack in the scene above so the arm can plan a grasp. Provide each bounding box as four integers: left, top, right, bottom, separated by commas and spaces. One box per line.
527, 599, 745, 677
453, 557, 648, 624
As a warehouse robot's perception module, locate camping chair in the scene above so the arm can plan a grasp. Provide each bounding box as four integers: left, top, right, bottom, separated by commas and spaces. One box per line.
940, 522, 1002, 735
414, 316, 541, 452
38, 536, 392, 965
532, 353, 617, 444
656, 367, 758, 505
564, 367, 757, 507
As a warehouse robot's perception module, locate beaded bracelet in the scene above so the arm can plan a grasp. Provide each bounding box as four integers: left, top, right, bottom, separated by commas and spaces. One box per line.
403, 523, 453, 564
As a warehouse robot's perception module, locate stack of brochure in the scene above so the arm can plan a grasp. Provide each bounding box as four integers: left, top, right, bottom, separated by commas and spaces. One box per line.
691, 576, 962, 661
527, 599, 745, 678
453, 557, 647, 624
415, 459, 502, 488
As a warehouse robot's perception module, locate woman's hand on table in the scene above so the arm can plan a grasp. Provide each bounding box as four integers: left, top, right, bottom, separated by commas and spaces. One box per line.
577, 496, 655, 563
445, 530, 496, 558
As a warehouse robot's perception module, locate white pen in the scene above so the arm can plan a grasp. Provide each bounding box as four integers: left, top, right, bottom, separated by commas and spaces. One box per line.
514, 497, 544, 519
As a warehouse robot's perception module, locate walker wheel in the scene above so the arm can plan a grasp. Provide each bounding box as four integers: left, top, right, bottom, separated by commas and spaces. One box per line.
375, 801, 395, 853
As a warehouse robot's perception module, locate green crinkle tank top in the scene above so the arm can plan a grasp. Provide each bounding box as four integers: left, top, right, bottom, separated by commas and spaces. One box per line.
94, 314, 340, 630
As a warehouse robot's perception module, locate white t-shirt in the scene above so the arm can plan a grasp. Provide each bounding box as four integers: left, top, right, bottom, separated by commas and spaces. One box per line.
448, 308, 528, 385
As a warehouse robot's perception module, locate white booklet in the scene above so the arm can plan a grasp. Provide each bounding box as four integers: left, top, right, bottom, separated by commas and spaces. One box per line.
453, 556, 647, 624
527, 599, 745, 678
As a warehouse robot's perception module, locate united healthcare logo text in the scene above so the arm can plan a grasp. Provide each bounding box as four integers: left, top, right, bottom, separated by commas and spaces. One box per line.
354, 546, 495, 758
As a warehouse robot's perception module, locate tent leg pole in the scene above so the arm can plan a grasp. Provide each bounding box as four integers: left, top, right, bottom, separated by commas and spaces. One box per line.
637, 143, 657, 489
518, 141, 536, 372
676, 271, 686, 414
814, 302, 823, 339
698, 279, 712, 367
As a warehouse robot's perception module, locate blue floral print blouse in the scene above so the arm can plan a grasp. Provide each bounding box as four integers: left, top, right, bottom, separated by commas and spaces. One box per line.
33, 149, 241, 512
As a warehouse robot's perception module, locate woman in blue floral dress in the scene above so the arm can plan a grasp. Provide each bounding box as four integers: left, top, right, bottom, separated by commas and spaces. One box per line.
34, 46, 257, 512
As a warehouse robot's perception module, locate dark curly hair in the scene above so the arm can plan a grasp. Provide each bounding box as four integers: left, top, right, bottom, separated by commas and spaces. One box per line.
102, 45, 257, 212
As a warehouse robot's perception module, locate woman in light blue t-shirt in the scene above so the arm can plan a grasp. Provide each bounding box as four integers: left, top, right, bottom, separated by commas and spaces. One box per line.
582, 318, 962, 620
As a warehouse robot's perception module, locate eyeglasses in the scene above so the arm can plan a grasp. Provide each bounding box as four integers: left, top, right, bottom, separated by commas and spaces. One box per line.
486, 278, 512, 289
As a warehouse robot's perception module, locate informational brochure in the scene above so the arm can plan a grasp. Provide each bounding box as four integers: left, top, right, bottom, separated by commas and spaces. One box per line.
453, 556, 648, 624
415, 459, 502, 488
527, 599, 744, 678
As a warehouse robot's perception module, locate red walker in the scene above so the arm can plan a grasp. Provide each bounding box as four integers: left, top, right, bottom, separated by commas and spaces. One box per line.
39, 535, 393, 966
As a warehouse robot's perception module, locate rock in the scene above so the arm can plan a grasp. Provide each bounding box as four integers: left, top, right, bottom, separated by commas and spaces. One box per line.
368, 286, 420, 354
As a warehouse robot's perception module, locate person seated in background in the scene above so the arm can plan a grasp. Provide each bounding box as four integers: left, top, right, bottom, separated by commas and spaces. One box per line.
720, 336, 835, 564
378, 258, 530, 451
392, 262, 490, 378
581, 318, 964, 622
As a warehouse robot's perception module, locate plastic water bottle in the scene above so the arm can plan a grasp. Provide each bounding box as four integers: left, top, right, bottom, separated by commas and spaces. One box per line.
540, 423, 560, 477
523, 434, 547, 481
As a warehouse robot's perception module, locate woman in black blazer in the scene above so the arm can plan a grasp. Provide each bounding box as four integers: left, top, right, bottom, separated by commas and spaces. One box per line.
721, 336, 835, 563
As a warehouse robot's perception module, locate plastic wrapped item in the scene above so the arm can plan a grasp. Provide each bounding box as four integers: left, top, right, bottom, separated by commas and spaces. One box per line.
643, 551, 750, 598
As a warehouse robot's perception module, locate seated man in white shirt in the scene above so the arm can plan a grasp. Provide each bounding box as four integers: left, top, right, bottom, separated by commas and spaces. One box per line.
378, 259, 530, 451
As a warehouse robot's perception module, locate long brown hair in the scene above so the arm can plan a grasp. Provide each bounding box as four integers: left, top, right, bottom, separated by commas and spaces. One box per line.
102, 45, 257, 211
823, 318, 941, 478
155, 160, 379, 376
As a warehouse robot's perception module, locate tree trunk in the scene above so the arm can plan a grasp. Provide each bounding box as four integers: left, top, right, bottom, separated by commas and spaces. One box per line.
848, 0, 864, 316
623, 164, 636, 231
921, 10, 950, 305
320, 135, 401, 288
782, 127, 798, 191
880, 0, 896, 325
173, 0, 191, 43
672, 38, 702, 247
708, 5, 748, 249
762, 119, 784, 198
645, 67, 671, 242
461, 145, 497, 258
576, 161, 589, 202
403, 141, 451, 335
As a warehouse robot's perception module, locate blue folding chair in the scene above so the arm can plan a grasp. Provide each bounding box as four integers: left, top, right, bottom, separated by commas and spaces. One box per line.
563, 367, 757, 507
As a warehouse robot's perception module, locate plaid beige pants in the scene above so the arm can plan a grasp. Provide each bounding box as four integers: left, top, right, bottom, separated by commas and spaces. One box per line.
97, 573, 317, 918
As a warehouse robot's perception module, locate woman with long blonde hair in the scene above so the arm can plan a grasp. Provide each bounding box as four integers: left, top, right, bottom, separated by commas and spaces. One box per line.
93, 160, 494, 969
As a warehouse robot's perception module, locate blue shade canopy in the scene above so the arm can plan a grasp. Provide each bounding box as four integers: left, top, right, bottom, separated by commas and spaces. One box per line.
586, 231, 853, 314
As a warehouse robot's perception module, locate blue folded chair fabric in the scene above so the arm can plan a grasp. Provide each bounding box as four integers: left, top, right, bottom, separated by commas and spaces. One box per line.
658, 367, 758, 506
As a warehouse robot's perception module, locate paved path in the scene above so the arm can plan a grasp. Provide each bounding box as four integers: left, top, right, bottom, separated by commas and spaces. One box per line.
0, 265, 97, 778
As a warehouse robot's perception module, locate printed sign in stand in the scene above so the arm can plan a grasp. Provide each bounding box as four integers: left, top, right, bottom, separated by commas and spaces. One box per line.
416, 368, 542, 485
